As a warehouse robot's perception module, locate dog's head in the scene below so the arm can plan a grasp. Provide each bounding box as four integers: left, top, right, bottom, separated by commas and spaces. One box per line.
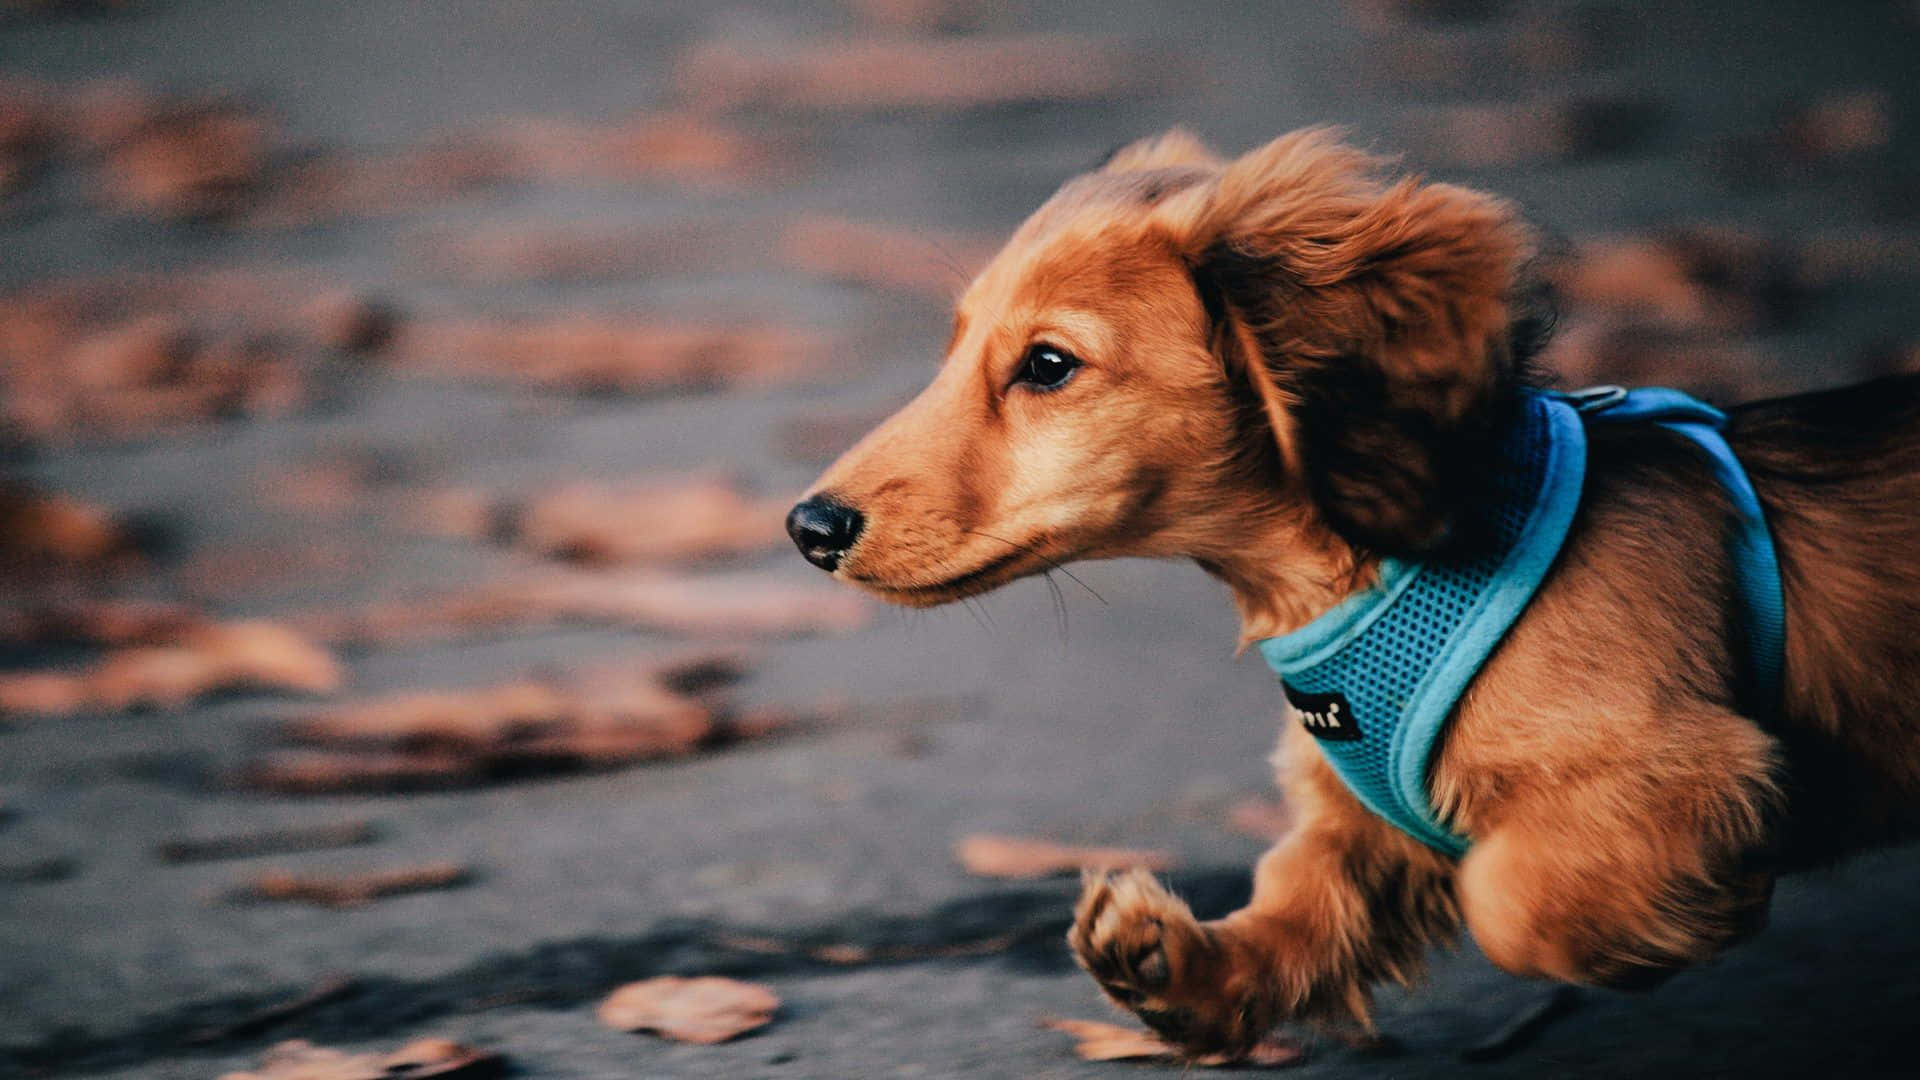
790, 128, 1537, 622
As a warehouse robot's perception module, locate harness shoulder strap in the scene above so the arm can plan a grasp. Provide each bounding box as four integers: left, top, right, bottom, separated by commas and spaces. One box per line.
1558, 387, 1787, 717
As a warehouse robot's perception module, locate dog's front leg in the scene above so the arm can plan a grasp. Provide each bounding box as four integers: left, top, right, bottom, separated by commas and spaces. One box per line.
1069, 725, 1459, 1056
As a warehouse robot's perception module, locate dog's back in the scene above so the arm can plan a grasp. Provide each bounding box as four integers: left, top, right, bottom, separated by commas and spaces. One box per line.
1731, 374, 1920, 860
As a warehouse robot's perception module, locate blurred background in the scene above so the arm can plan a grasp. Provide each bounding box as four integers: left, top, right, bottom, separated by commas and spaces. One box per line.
1, 1, 1917, 1077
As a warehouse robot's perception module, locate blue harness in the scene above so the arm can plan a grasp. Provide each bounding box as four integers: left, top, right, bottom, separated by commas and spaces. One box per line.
1255, 387, 1786, 855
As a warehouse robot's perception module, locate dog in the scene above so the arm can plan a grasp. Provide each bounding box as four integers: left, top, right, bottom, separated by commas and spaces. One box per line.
785, 127, 1920, 1056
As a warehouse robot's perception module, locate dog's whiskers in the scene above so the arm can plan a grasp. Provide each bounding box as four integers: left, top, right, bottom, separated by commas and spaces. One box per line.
1041, 569, 1070, 646
964, 529, 1107, 605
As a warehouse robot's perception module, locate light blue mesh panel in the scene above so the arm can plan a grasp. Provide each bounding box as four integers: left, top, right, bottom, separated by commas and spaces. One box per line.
1276, 394, 1560, 854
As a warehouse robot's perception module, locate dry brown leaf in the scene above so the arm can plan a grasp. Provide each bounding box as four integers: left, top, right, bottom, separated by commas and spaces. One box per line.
391, 316, 825, 396
500, 572, 870, 638
1551, 228, 1803, 335
0, 672, 89, 717
1539, 318, 1781, 404
1362, 14, 1617, 94
953, 834, 1172, 880
514, 478, 790, 565
0, 482, 149, 574
100, 98, 269, 219
1777, 90, 1893, 162
230, 861, 470, 908
478, 111, 781, 186
0, 619, 342, 718
409, 219, 766, 285
218, 1036, 505, 1080
597, 976, 780, 1044
300, 289, 398, 353
178, 539, 361, 601
307, 570, 871, 648
1225, 796, 1293, 841
1404, 95, 1662, 167
0, 78, 54, 194
677, 35, 1167, 110
0, 263, 382, 445
239, 654, 758, 793
1041, 1017, 1175, 1062
237, 748, 481, 795
778, 215, 995, 299
1042, 1017, 1304, 1068
404, 486, 500, 541
242, 112, 780, 229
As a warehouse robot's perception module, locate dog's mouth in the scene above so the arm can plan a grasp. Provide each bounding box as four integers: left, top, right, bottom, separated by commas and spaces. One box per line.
846, 547, 1033, 606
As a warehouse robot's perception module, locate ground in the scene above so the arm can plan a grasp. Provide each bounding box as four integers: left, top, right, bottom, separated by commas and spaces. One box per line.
1, 1, 1918, 1077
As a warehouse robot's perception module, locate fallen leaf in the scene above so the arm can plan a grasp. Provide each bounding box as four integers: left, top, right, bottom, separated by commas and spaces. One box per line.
677, 34, 1171, 110
178, 538, 361, 601
243, 112, 784, 229
0, 599, 206, 647
1404, 94, 1663, 167
1041, 1017, 1173, 1062
305, 570, 871, 647
0, 78, 54, 194
1539, 319, 1781, 404
514, 478, 791, 565
953, 834, 1172, 880
1717, 88, 1895, 183
218, 1037, 505, 1080
236, 654, 772, 793
229, 861, 470, 908
1041, 1017, 1304, 1068
236, 749, 480, 795
1551, 228, 1804, 334
1781, 89, 1893, 160
1225, 796, 1293, 841
0, 482, 151, 574
0, 619, 342, 718
778, 215, 995, 299
597, 976, 780, 1044
391, 316, 825, 396
100, 97, 268, 219
300, 289, 398, 353
409, 220, 764, 284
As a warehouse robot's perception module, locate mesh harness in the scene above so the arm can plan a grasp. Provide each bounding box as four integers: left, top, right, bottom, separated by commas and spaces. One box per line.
1254, 386, 1786, 856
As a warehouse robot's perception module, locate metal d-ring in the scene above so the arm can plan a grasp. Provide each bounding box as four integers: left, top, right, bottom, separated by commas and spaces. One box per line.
1553, 385, 1628, 414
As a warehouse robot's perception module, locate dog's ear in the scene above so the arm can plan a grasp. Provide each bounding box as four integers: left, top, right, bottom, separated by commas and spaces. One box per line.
1098, 128, 1224, 174
1150, 128, 1531, 555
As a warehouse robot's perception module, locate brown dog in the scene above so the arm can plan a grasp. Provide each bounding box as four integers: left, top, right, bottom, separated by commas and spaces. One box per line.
786, 128, 1920, 1056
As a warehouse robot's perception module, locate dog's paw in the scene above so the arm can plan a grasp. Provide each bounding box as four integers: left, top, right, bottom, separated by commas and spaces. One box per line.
1068, 868, 1279, 1057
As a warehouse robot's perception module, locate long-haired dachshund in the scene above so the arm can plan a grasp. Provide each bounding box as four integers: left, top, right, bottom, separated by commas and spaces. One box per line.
786, 128, 1920, 1056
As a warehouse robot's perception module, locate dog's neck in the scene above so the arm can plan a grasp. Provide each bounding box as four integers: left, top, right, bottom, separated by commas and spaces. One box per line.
1194, 516, 1376, 650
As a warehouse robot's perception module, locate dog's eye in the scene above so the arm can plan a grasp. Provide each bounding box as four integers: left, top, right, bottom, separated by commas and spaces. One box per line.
1015, 344, 1080, 391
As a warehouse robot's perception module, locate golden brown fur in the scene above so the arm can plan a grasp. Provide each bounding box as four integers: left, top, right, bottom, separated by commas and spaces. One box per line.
796, 127, 1920, 1056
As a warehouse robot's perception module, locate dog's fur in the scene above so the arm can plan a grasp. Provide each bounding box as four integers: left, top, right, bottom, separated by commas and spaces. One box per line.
797, 128, 1920, 1055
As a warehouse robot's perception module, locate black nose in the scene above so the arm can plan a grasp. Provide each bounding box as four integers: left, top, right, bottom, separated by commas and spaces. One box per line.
786, 495, 865, 572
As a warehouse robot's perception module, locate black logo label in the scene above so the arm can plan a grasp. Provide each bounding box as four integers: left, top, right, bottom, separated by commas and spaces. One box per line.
1283, 684, 1361, 742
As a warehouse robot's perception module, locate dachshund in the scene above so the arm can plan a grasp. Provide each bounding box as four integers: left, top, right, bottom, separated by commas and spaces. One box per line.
786, 127, 1920, 1056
